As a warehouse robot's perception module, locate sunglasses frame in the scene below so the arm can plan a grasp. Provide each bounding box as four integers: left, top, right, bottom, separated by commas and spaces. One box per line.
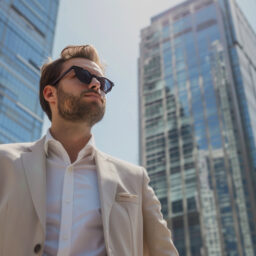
52, 65, 114, 94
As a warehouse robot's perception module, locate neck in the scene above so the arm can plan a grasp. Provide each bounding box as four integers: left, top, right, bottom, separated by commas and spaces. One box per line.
50, 119, 92, 163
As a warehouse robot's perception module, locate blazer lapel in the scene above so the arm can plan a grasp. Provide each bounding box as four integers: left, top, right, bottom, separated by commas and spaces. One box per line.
21, 137, 46, 235
95, 150, 118, 251
20, 140, 118, 249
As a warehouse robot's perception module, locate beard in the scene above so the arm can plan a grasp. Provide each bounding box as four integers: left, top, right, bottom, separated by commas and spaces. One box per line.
57, 86, 105, 126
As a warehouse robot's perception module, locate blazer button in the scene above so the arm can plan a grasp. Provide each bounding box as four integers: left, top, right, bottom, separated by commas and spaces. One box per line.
34, 244, 41, 254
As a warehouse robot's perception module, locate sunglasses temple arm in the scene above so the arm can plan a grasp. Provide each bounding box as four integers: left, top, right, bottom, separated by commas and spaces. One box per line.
52, 67, 73, 85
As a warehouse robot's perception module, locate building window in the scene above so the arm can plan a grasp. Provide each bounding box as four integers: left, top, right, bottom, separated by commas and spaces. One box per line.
172, 200, 183, 213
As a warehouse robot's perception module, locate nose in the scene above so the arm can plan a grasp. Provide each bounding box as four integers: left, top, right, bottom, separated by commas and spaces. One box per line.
88, 77, 101, 92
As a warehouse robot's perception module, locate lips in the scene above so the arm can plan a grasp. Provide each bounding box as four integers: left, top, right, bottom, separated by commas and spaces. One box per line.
83, 93, 102, 101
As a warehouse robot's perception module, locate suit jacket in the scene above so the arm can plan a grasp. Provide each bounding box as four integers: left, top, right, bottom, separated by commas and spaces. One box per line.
0, 137, 179, 256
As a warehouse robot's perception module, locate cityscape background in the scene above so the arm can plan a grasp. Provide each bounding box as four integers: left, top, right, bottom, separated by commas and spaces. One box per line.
42, 0, 191, 164
43, 0, 256, 165
0, 0, 256, 255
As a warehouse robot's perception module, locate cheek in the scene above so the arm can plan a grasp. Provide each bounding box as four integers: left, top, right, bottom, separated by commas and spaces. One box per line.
57, 91, 78, 109
60, 81, 82, 94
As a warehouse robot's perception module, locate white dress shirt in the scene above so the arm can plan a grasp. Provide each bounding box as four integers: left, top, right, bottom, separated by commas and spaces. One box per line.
43, 130, 106, 256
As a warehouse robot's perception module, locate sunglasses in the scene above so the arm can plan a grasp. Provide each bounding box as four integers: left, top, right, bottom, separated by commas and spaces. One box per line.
52, 65, 114, 94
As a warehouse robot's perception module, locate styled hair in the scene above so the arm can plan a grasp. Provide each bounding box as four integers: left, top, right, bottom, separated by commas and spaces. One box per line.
39, 45, 104, 121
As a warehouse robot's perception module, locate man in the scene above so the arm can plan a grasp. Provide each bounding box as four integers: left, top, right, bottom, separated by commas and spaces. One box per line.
0, 45, 179, 256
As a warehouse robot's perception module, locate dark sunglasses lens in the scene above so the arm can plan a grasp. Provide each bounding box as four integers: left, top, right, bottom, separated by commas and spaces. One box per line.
75, 68, 91, 84
74, 67, 113, 94
98, 78, 112, 93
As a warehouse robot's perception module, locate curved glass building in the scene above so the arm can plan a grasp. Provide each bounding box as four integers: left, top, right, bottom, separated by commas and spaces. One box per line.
0, 0, 59, 143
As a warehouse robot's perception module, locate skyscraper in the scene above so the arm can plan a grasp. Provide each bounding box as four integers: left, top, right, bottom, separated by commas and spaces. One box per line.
138, 0, 256, 255
0, 0, 59, 143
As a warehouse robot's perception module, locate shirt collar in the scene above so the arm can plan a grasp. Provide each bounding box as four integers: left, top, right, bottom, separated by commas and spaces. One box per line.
44, 129, 96, 162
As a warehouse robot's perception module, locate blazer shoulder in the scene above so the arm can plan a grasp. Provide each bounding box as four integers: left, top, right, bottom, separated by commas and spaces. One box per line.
0, 136, 45, 159
97, 150, 145, 174
0, 142, 32, 159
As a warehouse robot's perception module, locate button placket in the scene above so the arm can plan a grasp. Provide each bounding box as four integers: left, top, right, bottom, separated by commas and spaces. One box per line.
57, 165, 74, 256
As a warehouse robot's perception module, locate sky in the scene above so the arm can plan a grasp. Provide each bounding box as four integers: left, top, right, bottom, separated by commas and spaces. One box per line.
42, 0, 256, 165
42, 0, 183, 165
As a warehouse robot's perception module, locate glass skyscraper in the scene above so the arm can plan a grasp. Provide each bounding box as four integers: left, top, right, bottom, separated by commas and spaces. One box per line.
0, 0, 59, 143
138, 0, 256, 255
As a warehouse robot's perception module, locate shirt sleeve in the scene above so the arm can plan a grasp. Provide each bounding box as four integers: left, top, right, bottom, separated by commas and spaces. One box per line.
141, 167, 179, 256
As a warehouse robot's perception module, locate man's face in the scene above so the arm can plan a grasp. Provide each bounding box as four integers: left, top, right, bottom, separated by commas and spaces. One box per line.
56, 58, 106, 126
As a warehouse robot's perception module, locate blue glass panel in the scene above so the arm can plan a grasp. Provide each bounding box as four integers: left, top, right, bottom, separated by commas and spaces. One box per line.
3, 28, 42, 82
163, 40, 171, 50
175, 46, 185, 61
173, 15, 192, 34
0, 98, 42, 142
207, 114, 222, 149
163, 50, 172, 66
191, 83, 208, 149
12, 1, 47, 35
164, 64, 172, 77
188, 67, 199, 80
162, 24, 170, 39
195, 4, 217, 25
179, 89, 189, 116
204, 82, 217, 113
165, 75, 174, 90
0, 68, 39, 112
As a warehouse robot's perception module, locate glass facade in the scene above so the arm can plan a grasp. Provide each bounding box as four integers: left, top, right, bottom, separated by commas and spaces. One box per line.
0, 0, 59, 143
139, 0, 256, 255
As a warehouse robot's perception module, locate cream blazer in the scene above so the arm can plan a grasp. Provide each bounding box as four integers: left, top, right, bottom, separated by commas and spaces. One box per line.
0, 137, 179, 256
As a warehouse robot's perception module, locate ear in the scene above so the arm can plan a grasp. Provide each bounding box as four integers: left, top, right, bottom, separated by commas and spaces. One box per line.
43, 85, 57, 105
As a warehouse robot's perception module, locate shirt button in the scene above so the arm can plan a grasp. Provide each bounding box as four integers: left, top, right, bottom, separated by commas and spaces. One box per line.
34, 244, 41, 254
65, 199, 71, 204
63, 235, 68, 240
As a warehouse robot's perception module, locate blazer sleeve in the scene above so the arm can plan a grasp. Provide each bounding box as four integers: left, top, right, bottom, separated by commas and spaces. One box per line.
141, 167, 179, 256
